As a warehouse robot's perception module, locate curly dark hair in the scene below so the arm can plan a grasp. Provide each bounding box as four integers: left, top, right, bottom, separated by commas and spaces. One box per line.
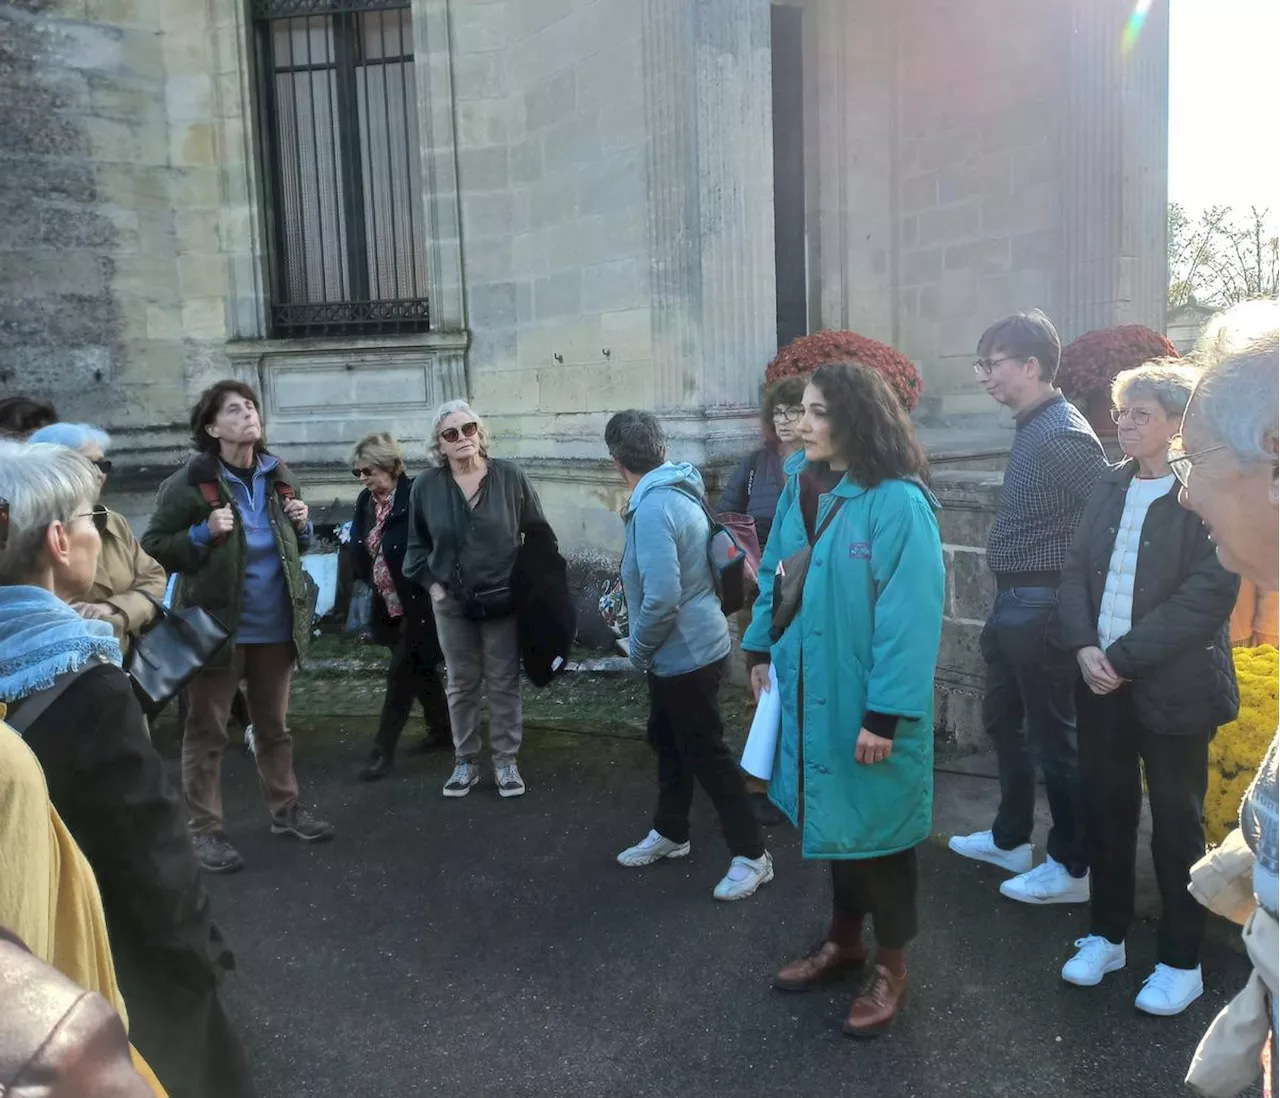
0, 396, 58, 439
809, 362, 931, 487
190, 380, 267, 455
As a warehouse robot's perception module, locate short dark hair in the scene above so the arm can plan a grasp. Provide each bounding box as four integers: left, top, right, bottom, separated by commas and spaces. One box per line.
605, 410, 666, 475
0, 396, 58, 440
761, 376, 807, 432
809, 363, 931, 487
977, 309, 1061, 382
190, 380, 265, 454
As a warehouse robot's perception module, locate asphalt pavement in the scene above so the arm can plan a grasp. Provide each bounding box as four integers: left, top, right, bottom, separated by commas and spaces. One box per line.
201, 728, 1258, 1098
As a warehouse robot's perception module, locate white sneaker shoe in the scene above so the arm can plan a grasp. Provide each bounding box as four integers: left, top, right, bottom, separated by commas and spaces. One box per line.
948, 830, 1034, 874
1061, 935, 1126, 986
617, 829, 691, 867
1000, 857, 1090, 904
494, 761, 525, 798
442, 761, 480, 798
713, 851, 774, 901
1135, 963, 1203, 1016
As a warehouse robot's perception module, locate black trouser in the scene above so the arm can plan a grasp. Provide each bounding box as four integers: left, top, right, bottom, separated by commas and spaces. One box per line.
648, 658, 764, 860
982, 586, 1087, 876
831, 848, 918, 949
1077, 682, 1210, 968
373, 621, 451, 756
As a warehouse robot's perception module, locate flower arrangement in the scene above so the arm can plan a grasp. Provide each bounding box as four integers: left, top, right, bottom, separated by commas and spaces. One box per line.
764, 330, 924, 413
1204, 644, 1278, 845
1057, 324, 1178, 401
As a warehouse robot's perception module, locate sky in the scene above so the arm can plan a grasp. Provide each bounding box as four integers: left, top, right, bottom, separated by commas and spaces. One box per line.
1168, 0, 1280, 217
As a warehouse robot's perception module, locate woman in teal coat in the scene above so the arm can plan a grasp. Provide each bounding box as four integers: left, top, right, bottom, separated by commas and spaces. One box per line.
742, 362, 946, 1038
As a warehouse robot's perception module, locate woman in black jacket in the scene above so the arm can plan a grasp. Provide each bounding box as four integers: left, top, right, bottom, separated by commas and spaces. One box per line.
1056, 360, 1240, 1017
350, 432, 451, 781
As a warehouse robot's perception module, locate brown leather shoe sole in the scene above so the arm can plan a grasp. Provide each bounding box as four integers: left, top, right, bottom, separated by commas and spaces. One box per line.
772, 944, 869, 992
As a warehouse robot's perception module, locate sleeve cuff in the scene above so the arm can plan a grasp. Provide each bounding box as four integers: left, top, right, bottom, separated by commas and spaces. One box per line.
861, 710, 900, 740
744, 650, 771, 670
189, 522, 213, 548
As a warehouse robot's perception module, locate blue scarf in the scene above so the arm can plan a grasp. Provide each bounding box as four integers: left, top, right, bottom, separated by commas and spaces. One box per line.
0, 585, 123, 705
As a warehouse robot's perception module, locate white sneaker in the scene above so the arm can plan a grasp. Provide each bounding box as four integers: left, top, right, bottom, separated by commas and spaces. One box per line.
494, 761, 525, 798
242, 724, 256, 757
1135, 963, 1203, 1016
948, 830, 1033, 874
713, 851, 774, 901
1061, 935, 1126, 986
617, 829, 691, 868
1000, 857, 1089, 904
442, 761, 480, 798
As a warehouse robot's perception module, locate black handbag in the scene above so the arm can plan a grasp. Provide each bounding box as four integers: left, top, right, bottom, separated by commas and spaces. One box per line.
126, 592, 231, 716
770, 498, 846, 643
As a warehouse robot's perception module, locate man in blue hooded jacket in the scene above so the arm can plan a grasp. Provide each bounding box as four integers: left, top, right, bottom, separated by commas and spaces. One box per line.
605, 410, 772, 902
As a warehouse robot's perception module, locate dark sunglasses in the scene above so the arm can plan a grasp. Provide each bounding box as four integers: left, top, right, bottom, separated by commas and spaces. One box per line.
439, 421, 479, 444
351, 465, 379, 478
75, 504, 110, 536
91, 458, 113, 475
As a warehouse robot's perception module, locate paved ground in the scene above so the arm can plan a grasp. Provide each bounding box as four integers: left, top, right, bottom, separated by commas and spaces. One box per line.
197, 726, 1257, 1098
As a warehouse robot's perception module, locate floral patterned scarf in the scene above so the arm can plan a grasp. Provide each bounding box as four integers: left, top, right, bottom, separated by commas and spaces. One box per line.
365, 493, 403, 620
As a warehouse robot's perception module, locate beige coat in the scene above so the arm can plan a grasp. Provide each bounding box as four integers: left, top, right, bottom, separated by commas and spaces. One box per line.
84, 511, 167, 649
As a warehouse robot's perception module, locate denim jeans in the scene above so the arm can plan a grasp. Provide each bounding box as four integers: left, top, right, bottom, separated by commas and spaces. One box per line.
981, 586, 1086, 876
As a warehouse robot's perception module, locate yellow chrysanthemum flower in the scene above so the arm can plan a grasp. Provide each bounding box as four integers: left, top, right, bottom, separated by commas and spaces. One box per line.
1205, 645, 1279, 844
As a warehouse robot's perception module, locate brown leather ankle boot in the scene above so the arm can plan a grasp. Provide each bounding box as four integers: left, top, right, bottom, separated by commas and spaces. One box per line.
842, 962, 909, 1038
773, 915, 868, 992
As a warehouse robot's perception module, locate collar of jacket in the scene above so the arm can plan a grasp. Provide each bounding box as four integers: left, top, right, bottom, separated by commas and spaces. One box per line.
185, 449, 284, 486
358, 474, 411, 518
781, 449, 940, 508
1100, 458, 1180, 499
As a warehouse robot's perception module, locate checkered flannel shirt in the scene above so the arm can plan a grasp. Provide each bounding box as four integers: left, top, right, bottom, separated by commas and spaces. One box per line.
986, 396, 1108, 576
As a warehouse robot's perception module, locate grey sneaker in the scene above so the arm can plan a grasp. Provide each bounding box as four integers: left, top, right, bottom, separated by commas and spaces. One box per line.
495, 761, 526, 798
443, 761, 480, 798
191, 831, 244, 874
270, 804, 335, 843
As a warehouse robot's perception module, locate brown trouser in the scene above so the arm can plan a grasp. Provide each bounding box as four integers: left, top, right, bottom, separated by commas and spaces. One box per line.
183, 642, 300, 834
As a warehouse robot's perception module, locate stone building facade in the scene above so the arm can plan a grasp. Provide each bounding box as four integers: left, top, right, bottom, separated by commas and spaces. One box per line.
1, 0, 1169, 746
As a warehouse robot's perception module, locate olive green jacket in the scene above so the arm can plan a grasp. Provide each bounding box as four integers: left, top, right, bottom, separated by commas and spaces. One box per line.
140, 451, 313, 668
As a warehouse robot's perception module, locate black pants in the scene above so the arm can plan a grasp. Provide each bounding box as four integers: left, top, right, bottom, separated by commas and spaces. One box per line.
648, 659, 764, 860
831, 849, 918, 949
374, 621, 450, 756
1077, 683, 1210, 968
982, 587, 1086, 875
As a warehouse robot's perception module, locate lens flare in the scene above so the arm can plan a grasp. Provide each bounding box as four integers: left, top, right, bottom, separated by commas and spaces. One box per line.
1123, 0, 1154, 53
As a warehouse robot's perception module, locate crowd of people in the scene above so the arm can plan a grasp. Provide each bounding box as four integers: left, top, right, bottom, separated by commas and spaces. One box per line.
0, 299, 1276, 1095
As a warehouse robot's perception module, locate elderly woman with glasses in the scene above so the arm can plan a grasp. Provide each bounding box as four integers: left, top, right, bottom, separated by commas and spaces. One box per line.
403, 400, 552, 800
0, 441, 256, 1098
27, 423, 166, 653
350, 431, 451, 781
1056, 359, 1240, 1016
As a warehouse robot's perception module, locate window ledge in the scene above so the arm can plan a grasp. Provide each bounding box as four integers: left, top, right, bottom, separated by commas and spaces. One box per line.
226, 329, 469, 361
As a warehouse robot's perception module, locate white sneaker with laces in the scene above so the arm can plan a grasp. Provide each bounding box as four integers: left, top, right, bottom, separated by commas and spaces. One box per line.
442, 761, 480, 798
494, 761, 526, 798
712, 851, 774, 901
1135, 963, 1203, 1016
1061, 935, 1126, 986
617, 829, 691, 867
947, 830, 1034, 874
1000, 857, 1090, 904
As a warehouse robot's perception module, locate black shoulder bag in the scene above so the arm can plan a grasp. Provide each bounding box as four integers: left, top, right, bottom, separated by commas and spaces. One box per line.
769, 498, 847, 643
126, 593, 231, 716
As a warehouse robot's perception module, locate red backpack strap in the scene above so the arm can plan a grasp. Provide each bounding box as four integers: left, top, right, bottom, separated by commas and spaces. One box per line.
273, 480, 296, 503
198, 482, 221, 508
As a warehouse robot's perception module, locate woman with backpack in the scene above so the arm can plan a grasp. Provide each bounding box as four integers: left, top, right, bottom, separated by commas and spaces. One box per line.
141, 380, 332, 876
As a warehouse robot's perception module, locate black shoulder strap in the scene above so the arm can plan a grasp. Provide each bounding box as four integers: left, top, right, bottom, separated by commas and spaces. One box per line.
810, 497, 847, 547
5, 656, 111, 735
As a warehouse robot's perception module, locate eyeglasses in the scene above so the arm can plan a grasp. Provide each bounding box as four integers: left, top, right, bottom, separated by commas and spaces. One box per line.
439, 421, 479, 444
1110, 407, 1152, 427
351, 466, 379, 478
772, 406, 803, 424
1167, 434, 1227, 488
90, 458, 113, 475
972, 356, 1022, 378
75, 504, 110, 536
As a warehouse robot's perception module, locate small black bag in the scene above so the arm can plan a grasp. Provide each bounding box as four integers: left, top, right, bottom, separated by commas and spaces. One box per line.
666, 484, 750, 616
126, 593, 231, 716
770, 498, 846, 643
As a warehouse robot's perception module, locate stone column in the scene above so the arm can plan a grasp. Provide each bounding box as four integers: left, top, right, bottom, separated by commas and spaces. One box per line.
1059, 0, 1169, 339
640, 0, 778, 419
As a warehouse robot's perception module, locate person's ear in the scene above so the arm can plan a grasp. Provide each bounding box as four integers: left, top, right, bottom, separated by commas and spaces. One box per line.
1023, 356, 1041, 381
44, 520, 72, 568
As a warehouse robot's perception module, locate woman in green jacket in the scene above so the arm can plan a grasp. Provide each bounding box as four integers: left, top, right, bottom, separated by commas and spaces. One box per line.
742, 362, 945, 1039
142, 380, 332, 876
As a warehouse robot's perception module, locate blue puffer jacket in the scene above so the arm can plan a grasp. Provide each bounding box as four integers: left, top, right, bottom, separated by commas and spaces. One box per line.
621, 462, 730, 677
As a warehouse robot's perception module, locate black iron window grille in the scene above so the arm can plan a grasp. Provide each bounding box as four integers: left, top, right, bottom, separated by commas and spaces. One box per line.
253, 0, 430, 337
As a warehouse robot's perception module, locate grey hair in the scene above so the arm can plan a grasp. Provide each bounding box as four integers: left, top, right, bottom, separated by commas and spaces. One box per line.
1187, 301, 1280, 465
605, 410, 667, 475
0, 441, 102, 585
1111, 359, 1199, 420
428, 399, 490, 467
27, 421, 112, 453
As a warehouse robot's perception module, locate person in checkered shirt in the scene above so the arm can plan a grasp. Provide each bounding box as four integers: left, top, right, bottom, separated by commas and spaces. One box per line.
948, 310, 1108, 904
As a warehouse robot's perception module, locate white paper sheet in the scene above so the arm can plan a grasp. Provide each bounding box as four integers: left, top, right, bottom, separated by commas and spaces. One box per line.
740, 664, 780, 781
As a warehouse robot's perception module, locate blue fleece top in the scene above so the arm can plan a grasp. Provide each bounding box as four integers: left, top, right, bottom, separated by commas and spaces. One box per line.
621, 462, 730, 677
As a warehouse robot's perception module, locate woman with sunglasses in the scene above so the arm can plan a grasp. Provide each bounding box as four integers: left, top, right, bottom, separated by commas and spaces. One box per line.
28, 423, 166, 655
1056, 359, 1240, 1015
350, 431, 451, 781
403, 400, 553, 800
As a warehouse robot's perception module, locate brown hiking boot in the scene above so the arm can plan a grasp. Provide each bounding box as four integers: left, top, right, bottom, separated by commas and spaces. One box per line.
773, 940, 869, 992
842, 964, 909, 1038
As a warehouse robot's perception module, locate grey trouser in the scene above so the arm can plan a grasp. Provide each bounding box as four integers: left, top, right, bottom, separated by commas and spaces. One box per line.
432, 594, 523, 764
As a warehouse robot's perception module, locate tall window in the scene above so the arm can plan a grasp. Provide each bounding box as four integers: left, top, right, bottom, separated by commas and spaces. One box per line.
253, 0, 430, 338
